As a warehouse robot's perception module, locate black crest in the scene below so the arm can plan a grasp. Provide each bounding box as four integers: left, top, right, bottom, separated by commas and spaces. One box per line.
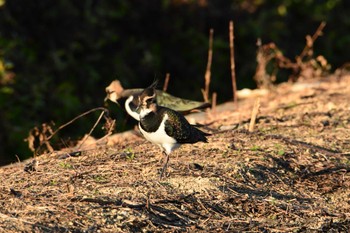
138, 80, 159, 107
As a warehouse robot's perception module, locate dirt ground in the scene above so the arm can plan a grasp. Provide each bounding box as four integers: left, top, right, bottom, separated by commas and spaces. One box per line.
1, 74, 350, 232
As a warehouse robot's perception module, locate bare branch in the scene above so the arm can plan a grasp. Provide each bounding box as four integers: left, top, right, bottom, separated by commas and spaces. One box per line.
163, 73, 171, 92
202, 28, 214, 102
229, 21, 238, 107
249, 98, 261, 132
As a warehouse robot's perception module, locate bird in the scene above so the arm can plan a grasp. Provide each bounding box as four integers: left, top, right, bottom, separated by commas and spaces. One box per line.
136, 83, 210, 177
105, 80, 211, 121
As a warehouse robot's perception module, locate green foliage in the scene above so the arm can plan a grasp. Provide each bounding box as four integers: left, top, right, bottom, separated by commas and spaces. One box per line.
124, 148, 135, 161
274, 144, 285, 156
58, 161, 73, 169
0, 0, 349, 165
250, 145, 261, 152
93, 175, 109, 183
49, 179, 58, 186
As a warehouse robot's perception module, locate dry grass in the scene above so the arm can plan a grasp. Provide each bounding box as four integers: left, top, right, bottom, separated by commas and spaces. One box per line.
1, 75, 350, 232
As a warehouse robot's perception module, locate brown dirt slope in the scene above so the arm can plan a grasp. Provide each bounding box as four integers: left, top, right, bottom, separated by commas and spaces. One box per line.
1, 75, 350, 232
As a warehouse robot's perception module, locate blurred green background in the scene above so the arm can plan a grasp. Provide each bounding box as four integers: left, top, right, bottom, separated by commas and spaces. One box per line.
0, 0, 349, 165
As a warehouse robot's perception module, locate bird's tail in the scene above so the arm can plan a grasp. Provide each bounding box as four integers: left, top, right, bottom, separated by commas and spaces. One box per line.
193, 127, 211, 143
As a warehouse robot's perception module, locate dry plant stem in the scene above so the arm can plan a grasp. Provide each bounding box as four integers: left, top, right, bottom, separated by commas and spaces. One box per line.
202, 28, 214, 102
298, 21, 326, 61
249, 98, 261, 132
163, 73, 170, 92
96, 118, 116, 143
46, 107, 108, 141
254, 39, 277, 89
44, 139, 54, 153
78, 110, 106, 149
229, 21, 238, 107
15, 154, 21, 163
211, 92, 217, 113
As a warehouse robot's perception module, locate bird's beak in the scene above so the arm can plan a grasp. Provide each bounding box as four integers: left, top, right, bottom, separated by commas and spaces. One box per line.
114, 100, 121, 107
104, 95, 109, 102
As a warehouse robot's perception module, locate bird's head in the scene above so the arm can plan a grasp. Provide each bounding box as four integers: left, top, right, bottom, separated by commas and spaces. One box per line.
136, 82, 158, 116
104, 80, 124, 103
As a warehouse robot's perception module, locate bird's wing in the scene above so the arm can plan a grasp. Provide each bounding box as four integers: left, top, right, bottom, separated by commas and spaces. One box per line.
156, 91, 211, 112
161, 108, 192, 142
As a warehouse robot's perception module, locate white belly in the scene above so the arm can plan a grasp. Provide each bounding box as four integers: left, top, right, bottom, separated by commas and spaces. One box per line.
139, 114, 180, 155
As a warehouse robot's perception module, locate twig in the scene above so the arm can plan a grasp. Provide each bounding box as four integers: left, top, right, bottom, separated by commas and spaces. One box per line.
211, 92, 217, 113
77, 110, 106, 149
163, 73, 170, 92
95, 117, 116, 144
71, 197, 123, 206
196, 198, 210, 214
298, 21, 326, 61
202, 28, 214, 102
15, 154, 21, 163
46, 107, 108, 141
249, 98, 261, 132
254, 40, 278, 89
229, 21, 238, 107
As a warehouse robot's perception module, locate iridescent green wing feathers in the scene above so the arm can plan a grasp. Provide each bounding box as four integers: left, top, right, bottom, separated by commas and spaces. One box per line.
162, 108, 192, 142
155, 90, 210, 113
161, 107, 208, 143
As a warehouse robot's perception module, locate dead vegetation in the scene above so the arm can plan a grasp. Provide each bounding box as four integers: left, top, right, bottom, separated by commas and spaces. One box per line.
254, 21, 330, 89
24, 107, 115, 157
1, 21, 350, 232
1, 73, 350, 232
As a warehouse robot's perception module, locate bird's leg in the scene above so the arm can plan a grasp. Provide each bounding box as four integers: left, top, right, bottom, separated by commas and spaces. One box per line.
160, 151, 169, 178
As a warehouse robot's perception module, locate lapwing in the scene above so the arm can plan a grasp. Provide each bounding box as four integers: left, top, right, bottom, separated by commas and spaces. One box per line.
105, 80, 211, 121
136, 83, 210, 177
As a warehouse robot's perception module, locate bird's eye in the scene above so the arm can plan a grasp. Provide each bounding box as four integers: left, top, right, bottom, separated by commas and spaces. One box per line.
146, 98, 153, 104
